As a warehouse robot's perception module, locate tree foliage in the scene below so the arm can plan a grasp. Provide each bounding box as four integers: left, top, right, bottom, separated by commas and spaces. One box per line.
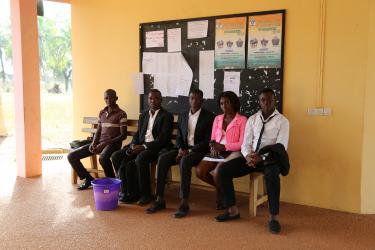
38, 16, 72, 93
0, 20, 12, 83
0, 16, 72, 92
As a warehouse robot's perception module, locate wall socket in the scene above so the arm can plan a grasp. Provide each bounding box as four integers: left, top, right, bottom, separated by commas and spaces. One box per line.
307, 107, 332, 116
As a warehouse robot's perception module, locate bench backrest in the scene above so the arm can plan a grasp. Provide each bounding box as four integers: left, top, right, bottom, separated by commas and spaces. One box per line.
82, 117, 178, 141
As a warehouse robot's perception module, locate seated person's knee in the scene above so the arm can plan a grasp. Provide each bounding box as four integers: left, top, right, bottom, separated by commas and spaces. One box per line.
217, 164, 230, 177
214, 162, 225, 174
67, 152, 75, 163
135, 154, 146, 167
195, 165, 206, 179
98, 155, 106, 164
179, 156, 190, 169
264, 166, 279, 179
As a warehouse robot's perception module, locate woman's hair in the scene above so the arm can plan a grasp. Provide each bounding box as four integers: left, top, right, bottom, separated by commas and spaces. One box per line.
217, 91, 240, 112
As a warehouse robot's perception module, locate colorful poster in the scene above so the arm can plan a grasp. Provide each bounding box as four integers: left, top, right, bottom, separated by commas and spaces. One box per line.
214, 17, 246, 69
247, 13, 283, 69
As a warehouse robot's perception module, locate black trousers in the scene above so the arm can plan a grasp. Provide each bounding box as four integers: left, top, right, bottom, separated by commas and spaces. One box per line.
111, 146, 161, 198
156, 149, 206, 199
218, 156, 281, 215
67, 143, 120, 180
111, 146, 138, 196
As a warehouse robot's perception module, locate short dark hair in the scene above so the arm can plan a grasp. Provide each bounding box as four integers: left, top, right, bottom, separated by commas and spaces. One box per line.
259, 88, 275, 96
105, 89, 117, 97
189, 88, 203, 99
217, 91, 240, 112
149, 89, 162, 98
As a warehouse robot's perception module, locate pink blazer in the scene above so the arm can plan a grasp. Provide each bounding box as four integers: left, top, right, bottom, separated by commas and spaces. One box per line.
211, 113, 247, 151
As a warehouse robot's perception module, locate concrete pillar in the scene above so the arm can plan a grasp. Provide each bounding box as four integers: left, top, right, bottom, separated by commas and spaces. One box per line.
10, 0, 42, 177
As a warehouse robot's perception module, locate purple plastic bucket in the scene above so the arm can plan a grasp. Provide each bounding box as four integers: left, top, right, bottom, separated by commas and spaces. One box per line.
91, 178, 121, 211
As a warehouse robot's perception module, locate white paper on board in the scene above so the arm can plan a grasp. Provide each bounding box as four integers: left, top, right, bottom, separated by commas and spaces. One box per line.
223, 71, 241, 96
142, 52, 157, 74
145, 30, 164, 48
132, 72, 144, 94
187, 20, 208, 39
148, 52, 192, 97
167, 28, 181, 52
176, 53, 193, 96
199, 50, 215, 99
153, 74, 169, 97
156, 53, 169, 74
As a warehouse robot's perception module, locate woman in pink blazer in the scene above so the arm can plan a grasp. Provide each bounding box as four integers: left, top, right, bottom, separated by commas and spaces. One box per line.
195, 91, 247, 209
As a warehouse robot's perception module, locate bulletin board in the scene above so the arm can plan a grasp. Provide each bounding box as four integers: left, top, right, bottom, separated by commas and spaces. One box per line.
139, 10, 285, 116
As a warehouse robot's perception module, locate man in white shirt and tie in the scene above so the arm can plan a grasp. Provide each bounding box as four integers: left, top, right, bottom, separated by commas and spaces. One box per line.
146, 89, 214, 217
215, 88, 290, 234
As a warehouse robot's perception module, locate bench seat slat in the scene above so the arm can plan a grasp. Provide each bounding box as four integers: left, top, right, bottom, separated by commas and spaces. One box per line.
81, 128, 97, 134
83, 117, 99, 124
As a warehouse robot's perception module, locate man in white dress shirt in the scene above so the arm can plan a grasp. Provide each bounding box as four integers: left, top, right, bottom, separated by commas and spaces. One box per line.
215, 88, 290, 234
146, 89, 214, 217
111, 89, 174, 205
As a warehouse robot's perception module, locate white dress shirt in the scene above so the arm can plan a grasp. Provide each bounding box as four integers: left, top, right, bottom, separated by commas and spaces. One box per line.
241, 109, 289, 157
219, 129, 227, 144
145, 109, 160, 143
187, 108, 201, 146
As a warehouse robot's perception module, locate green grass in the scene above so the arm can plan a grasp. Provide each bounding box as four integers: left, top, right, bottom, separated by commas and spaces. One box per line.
0, 91, 73, 148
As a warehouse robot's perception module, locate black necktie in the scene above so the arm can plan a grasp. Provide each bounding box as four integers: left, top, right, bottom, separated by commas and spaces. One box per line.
255, 114, 276, 152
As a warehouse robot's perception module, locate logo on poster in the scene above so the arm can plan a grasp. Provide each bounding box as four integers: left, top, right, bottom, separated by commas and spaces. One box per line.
249, 18, 256, 26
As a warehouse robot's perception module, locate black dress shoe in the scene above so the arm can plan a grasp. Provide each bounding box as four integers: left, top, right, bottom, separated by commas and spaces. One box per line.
269, 219, 281, 234
174, 204, 190, 218
77, 177, 94, 190
146, 201, 166, 214
215, 212, 240, 222
137, 196, 154, 206
119, 194, 140, 204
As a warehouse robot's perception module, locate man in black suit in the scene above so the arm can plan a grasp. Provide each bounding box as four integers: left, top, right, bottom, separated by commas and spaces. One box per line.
111, 89, 173, 205
146, 89, 214, 218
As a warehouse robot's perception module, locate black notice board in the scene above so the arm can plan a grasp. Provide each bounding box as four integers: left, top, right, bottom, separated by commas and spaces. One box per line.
139, 10, 285, 117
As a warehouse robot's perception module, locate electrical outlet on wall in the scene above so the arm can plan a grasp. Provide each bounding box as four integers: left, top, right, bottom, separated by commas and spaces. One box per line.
323, 107, 332, 116
308, 108, 323, 116
307, 107, 332, 116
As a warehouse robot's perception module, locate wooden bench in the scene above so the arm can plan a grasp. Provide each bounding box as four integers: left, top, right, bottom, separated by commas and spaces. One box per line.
71, 117, 177, 192
249, 173, 268, 216
71, 117, 102, 184
71, 116, 267, 217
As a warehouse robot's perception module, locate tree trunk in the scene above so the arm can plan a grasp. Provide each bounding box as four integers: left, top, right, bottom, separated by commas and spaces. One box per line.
64, 75, 69, 93
0, 49, 6, 83
64, 67, 72, 93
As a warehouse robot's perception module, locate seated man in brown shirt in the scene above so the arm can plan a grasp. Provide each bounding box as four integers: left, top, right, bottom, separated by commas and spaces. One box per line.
68, 89, 127, 190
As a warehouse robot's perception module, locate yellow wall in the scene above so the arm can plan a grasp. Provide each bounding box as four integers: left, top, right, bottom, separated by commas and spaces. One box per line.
71, 0, 375, 213
361, 0, 375, 214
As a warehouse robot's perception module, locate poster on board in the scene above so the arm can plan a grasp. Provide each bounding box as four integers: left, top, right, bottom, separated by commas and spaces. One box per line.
214, 17, 246, 69
247, 13, 282, 69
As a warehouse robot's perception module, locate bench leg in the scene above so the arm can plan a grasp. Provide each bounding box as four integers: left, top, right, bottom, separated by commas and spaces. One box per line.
71, 168, 77, 184
166, 167, 172, 189
90, 154, 99, 178
249, 174, 259, 217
